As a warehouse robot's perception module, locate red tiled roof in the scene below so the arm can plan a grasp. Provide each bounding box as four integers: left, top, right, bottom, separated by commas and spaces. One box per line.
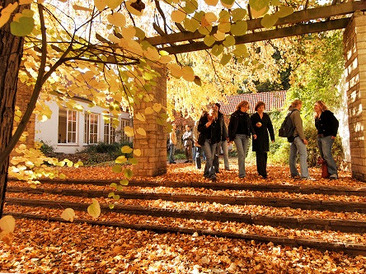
220, 90, 287, 115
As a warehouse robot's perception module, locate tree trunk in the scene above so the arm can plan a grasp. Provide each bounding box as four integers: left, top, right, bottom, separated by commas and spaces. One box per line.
0, 0, 24, 217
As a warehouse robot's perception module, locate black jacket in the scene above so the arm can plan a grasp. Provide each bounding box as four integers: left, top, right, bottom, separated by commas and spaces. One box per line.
315, 110, 339, 137
228, 110, 256, 142
251, 112, 275, 152
197, 113, 222, 146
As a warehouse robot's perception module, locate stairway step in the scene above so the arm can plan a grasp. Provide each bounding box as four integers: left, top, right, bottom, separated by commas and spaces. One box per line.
6, 197, 366, 233
5, 210, 366, 256
11, 178, 366, 196
7, 186, 366, 213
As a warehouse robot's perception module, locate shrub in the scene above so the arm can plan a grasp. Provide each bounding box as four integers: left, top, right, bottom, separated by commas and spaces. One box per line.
39, 141, 56, 157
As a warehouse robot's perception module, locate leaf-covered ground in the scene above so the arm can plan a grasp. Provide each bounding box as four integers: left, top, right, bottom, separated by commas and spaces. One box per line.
2, 162, 366, 273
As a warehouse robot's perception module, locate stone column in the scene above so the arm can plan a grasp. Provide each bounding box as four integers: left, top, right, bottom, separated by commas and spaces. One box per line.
132, 65, 167, 177
343, 11, 366, 181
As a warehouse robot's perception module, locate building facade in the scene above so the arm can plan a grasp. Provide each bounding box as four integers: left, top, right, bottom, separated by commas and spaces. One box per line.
35, 98, 132, 154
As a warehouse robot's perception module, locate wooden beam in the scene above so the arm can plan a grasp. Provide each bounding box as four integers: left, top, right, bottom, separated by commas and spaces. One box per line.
160, 18, 350, 54
145, 1, 366, 46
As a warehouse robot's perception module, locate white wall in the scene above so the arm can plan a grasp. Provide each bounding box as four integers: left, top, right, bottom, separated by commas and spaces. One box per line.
35, 99, 131, 154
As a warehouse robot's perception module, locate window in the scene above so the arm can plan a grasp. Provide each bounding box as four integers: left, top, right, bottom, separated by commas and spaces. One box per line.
84, 113, 99, 144
58, 108, 77, 143
120, 118, 131, 143
104, 118, 116, 144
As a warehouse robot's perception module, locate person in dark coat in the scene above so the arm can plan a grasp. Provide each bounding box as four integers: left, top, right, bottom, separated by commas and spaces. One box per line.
314, 100, 339, 179
251, 101, 275, 179
228, 100, 257, 178
197, 107, 221, 181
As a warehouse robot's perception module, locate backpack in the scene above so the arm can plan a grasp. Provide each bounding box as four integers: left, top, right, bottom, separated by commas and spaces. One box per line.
279, 110, 297, 142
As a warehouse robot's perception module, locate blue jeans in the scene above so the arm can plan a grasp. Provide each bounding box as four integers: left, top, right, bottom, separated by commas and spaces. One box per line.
202, 140, 217, 179
168, 144, 175, 163
234, 134, 250, 178
289, 137, 309, 178
318, 136, 337, 177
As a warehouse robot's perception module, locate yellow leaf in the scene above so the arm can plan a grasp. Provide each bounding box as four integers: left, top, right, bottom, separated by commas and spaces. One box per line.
181, 66, 195, 81
106, 0, 123, 9
122, 26, 136, 40
204, 0, 218, 6
223, 35, 235, 47
135, 112, 146, 122
220, 54, 231, 66
0, 215, 15, 233
112, 165, 122, 173
213, 31, 225, 41
144, 47, 160, 61
167, 63, 182, 78
87, 199, 101, 219
61, 208, 76, 222
124, 126, 134, 137
94, 0, 106, 11
171, 9, 186, 23
218, 22, 231, 33
73, 4, 92, 12
232, 8, 247, 22
0, 3, 19, 28
121, 145, 133, 154
251, 6, 268, 18
115, 155, 127, 164
136, 127, 146, 136
276, 6, 293, 18
107, 12, 126, 27
153, 103, 162, 113
144, 107, 154, 115
160, 55, 172, 64
120, 179, 129, 185
204, 35, 216, 47
204, 12, 217, 24
133, 149, 142, 156
261, 14, 278, 28
231, 20, 247, 36
19, 0, 33, 4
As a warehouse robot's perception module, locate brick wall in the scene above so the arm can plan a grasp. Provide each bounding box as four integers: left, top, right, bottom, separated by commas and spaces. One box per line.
132, 65, 167, 177
343, 11, 366, 181
10, 81, 35, 157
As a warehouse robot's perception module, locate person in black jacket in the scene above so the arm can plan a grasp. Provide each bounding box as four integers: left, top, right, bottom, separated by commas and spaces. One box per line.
197, 107, 221, 181
213, 103, 230, 172
228, 101, 257, 178
314, 100, 339, 179
251, 101, 275, 179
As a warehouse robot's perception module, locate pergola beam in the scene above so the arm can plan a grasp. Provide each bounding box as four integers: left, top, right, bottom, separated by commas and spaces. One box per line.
145, 1, 366, 47
160, 18, 350, 54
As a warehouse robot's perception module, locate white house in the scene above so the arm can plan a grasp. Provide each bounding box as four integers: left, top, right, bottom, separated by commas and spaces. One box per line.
35, 97, 132, 154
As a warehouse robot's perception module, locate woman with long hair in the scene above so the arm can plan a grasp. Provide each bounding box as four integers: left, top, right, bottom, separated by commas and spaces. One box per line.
197, 107, 221, 181
314, 100, 339, 179
251, 101, 275, 179
228, 101, 257, 178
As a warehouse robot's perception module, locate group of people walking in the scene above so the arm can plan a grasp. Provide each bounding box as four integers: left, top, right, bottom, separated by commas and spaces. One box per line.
169, 99, 339, 182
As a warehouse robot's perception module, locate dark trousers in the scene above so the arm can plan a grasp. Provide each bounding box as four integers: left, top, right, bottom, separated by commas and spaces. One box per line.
256, 151, 268, 178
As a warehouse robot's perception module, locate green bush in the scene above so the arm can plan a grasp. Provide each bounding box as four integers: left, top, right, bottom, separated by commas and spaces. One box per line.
82, 141, 133, 159
40, 141, 56, 157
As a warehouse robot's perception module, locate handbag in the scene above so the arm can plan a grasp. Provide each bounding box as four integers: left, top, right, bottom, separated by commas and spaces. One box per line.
318, 157, 329, 178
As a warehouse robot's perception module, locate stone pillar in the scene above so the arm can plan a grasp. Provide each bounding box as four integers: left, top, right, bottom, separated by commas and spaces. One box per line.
10, 81, 35, 157
343, 11, 366, 181
132, 65, 167, 177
